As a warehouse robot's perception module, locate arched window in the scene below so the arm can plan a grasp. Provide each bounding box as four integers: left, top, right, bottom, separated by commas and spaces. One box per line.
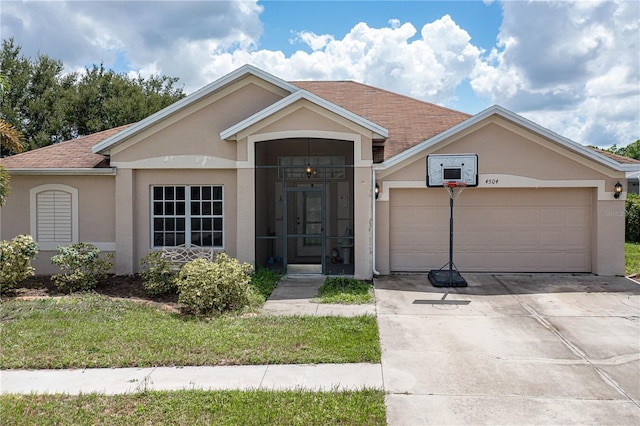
30, 184, 78, 250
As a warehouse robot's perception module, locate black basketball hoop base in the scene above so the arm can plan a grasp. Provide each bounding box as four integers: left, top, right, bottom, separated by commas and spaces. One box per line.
428, 268, 468, 287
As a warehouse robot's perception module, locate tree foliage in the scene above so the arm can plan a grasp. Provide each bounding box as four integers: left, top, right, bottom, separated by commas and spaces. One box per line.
0, 38, 185, 153
600, 140, 640, 160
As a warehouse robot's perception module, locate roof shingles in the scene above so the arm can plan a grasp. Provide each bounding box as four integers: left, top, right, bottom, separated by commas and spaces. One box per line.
0, 125, 131, 169
293, 81, 471, 161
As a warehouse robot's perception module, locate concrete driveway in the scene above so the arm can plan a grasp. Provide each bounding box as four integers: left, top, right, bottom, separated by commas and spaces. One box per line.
375, 274, 640, 425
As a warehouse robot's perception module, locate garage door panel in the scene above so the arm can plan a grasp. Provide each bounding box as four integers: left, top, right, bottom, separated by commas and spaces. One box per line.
390, 188, 592, 272
567, 208, 590, 226
541, 208, 569, 226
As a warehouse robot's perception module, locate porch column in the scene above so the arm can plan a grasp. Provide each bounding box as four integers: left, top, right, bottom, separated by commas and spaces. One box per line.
354, 166, 373, 279
114, 168, 135, 274
236, 167, 255, 266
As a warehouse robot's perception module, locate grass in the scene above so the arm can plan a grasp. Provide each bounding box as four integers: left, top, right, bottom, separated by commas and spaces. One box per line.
0, 389, 387, 426
0, 295, 380, 369
249, 268, 283, 302
625, 242, 640, 276
313, 277, 375, 304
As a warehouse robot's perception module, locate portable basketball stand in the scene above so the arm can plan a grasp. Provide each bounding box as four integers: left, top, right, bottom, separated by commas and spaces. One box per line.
428, 181, 468, 287
426, 153, 477, 288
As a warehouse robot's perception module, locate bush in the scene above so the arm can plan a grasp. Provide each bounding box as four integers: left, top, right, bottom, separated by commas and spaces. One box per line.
139, 251, 177, 296
176, 254, 253, 315
0, 235, 38, 293
51, 243, 113, 292
626, 194, 640, 243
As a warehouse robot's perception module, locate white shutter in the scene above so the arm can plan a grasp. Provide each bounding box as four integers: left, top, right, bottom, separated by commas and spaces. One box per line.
36, 190, 72, 242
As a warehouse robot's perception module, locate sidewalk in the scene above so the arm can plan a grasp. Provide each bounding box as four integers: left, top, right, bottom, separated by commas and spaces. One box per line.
1, 364, 383, 395
1, 274, 381, 395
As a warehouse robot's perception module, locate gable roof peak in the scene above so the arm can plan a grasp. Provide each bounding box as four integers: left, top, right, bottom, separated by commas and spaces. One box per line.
92, 64, 299, 154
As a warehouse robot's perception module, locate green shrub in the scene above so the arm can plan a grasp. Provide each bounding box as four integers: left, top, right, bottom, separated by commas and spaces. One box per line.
176, 254, 253, 315
51, 243, 113, 292
0, 234, 38, 293
626, 194, 640, 243
139, 251, 177, 296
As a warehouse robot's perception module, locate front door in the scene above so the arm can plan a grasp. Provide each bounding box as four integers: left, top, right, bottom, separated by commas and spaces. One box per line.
284, 185, 325, 273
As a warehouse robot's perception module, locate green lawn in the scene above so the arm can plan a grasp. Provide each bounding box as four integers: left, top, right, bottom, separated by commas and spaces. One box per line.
0, 389, 386, 426
0, 294, 380, 369
313, 277, 375, 304
626, 242, 640, 276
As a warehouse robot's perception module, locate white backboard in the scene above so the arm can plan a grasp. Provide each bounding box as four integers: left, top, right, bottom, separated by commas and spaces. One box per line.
426, 154, 478, 187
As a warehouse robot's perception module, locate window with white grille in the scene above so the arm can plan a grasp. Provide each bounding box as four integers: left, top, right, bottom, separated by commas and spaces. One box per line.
151, 185, 223, 248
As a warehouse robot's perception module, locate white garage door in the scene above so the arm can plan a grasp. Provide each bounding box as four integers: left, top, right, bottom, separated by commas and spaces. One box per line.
389, 188, 592, 272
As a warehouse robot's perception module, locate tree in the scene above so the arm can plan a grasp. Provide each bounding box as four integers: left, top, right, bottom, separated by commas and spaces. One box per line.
69, 64, 183, 136
599, 140, 640, 160
0, 38, 185, 152
621, 140, 640, 160
0, 38, 71, 151
0, 72, 25, 206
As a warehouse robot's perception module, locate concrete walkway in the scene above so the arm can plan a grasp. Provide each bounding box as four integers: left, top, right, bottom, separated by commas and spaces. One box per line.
261, 274, 376, 316
1, 273, 380, 395
1, 364, 382, 395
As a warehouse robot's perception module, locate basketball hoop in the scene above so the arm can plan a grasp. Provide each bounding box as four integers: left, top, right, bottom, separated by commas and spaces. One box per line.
443, 181, 467, 199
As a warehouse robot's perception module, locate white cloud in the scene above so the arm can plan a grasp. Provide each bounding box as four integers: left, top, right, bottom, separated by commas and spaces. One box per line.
469, 0, 639, 146
1, 0, 637, 147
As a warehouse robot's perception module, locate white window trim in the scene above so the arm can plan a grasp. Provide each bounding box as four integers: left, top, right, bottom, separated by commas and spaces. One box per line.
30, 184, 79, 250
150, 185, 224, 249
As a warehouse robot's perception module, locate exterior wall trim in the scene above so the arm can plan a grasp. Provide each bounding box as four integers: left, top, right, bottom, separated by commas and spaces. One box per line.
376, 177, 610, 201
8, 168, 116, 176
111, 156, 238, 169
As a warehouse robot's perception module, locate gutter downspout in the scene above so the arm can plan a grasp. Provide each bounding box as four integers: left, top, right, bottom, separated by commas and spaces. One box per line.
372, 169, 380, 276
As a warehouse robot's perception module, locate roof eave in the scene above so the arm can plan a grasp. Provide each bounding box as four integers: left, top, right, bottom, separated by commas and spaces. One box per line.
6, 168, 116, 176
92, 64, 300, 154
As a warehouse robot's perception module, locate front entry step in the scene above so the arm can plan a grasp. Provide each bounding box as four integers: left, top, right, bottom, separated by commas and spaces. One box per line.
287, 264, 322, 274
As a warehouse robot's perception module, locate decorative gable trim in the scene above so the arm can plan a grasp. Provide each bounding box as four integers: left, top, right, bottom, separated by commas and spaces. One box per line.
379, 105, 639, 173
220, 89, 389, 141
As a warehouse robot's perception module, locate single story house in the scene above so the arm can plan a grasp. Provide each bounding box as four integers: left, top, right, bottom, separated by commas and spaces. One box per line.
1, 65, 636, 278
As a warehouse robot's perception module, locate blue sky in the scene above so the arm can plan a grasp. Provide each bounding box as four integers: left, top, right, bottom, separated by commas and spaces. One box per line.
260, 1, 502, 54
1, 1, 638, 147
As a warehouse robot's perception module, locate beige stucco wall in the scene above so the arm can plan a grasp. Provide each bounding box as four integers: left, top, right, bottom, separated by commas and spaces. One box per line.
110, 77, 289, 165
375, 117, 627, 276
1, 174, 116, 274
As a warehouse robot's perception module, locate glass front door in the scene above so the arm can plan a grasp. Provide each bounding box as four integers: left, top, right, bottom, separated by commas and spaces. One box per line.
284, 185, 325, 273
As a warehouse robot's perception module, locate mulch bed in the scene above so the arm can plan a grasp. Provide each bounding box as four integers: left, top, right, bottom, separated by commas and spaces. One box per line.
2, 274, 180, 309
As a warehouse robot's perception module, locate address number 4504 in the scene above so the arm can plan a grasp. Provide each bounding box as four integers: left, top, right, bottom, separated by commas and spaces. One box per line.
485, 178, 499, 185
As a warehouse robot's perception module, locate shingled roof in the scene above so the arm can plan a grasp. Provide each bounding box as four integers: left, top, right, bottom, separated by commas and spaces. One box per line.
590, 147, 640, 164
0, 125, 132, 169
293, 81, 471, 161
